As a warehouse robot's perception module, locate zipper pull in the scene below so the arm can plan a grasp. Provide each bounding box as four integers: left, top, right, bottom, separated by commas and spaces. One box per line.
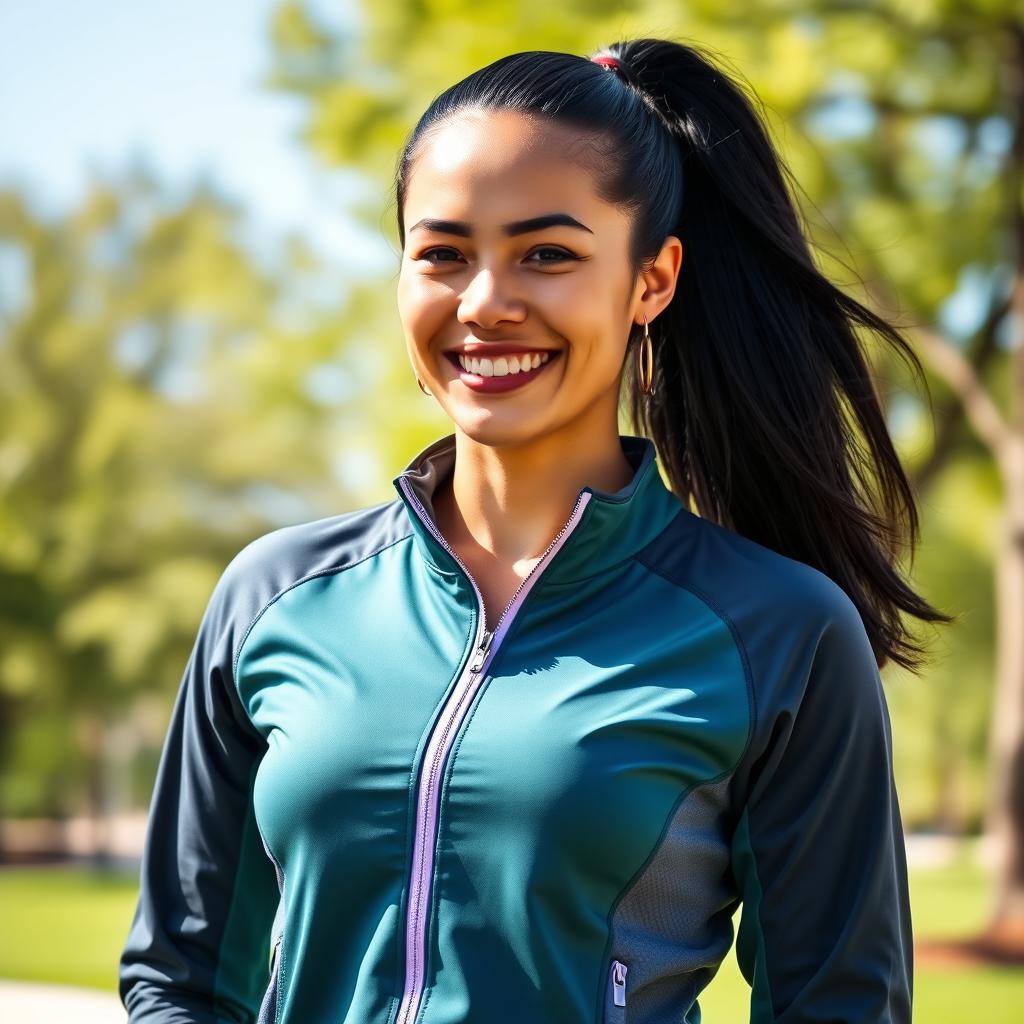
611, 959, 627, 1007
468, 629, 493, 674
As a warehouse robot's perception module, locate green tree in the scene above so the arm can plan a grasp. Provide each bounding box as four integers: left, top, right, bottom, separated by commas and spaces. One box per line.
0, 166, 400, 852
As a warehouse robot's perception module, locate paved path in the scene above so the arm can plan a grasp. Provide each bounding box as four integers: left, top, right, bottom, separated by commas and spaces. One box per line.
0, 979, 125, 1022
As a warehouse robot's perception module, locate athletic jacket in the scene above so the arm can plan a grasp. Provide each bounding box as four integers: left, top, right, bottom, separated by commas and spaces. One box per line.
119, 431, 913, 1024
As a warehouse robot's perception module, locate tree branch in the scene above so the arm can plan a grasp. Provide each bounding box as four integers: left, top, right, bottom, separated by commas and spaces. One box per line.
864, 276, 1010, 460
909, 294, 1012, 494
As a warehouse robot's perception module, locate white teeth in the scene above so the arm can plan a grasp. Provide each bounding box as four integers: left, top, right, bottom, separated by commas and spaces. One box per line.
456, 351, 552, 377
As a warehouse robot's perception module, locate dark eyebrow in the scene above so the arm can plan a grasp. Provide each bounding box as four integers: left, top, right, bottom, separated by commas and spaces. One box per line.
409, 212, 594, 237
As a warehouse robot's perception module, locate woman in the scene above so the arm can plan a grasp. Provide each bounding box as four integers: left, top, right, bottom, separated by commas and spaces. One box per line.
120, 37, 950, 1024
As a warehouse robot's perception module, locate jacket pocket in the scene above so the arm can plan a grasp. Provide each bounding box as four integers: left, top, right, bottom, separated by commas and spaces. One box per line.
605, 958, 627, 1023
256, 937, 283, 1024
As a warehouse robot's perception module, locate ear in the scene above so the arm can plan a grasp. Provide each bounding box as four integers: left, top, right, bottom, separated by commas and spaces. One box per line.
632, 235, 683, 326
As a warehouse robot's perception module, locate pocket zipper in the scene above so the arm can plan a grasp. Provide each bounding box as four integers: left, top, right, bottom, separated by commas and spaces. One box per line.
611, 958, 627, 1007
256, 937, 283, 1024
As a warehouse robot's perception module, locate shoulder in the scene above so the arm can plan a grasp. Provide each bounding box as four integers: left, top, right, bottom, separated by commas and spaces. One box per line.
199, 498, 411, 668
645, 516, 889, 804
638, 508, 879, 728
640, 506, 861, 643
222, 497, 409, 596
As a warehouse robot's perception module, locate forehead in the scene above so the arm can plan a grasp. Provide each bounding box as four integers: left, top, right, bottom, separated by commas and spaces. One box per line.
405, 108, 610, 222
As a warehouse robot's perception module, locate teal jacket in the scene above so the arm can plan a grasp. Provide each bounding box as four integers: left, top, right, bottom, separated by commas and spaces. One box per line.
120, 432, 913, 1023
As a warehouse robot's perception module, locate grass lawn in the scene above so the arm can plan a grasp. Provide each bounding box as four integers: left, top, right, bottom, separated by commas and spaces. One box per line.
0, 865, 139, 991
0, 855, 1021, 1021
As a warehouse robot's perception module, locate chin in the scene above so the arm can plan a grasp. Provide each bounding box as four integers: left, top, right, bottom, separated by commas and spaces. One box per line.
449, 408, 553, 450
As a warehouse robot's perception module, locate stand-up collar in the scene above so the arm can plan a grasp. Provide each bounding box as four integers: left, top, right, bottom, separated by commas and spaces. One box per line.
392, 433, 684, 585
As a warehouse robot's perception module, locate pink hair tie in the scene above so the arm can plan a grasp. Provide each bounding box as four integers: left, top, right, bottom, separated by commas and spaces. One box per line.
591, 55, 625, 74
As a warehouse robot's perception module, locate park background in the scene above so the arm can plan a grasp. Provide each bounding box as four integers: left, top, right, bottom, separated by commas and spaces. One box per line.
0, 0, 1022, 1020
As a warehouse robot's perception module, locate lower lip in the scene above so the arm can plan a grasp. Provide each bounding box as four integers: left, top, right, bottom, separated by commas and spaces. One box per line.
447, 352, 560, 393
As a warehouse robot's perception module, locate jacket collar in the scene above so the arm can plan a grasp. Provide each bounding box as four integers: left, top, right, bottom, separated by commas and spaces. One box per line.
392, 432, 683, 585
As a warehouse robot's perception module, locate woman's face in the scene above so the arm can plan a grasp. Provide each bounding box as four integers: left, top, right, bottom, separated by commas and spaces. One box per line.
397, 107, 663, 449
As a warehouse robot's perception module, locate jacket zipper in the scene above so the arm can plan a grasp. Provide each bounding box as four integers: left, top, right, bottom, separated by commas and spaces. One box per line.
611, 958, 627, 1007
395, 476, 592, 1024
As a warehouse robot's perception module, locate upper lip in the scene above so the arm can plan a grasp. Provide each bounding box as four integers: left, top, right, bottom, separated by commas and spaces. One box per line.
445, 342, 560, 357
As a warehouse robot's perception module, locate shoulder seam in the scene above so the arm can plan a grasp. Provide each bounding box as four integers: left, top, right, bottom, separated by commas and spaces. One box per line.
231, 531, 413, 687
633, 549, 759, 786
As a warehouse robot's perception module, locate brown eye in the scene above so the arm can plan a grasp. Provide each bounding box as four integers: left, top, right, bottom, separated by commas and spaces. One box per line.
419, 247, 462, 263
527, 247, 577, 263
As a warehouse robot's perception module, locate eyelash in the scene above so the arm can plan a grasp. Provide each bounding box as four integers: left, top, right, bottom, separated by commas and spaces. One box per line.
417, 246, 578, 265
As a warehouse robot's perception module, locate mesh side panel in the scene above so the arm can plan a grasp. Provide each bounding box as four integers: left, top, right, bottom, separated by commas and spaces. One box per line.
608, 775, 741, 1023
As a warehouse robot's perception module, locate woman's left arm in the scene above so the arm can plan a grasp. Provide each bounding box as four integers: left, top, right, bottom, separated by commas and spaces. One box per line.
729, 588, 913, 1024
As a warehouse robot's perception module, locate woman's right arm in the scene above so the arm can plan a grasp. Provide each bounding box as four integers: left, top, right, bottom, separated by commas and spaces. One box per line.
119, 554, 281, 1022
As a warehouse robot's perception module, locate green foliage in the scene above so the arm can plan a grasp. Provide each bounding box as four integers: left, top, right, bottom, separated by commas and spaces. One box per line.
885, 454, 1001, 830
0, 170, 420, 817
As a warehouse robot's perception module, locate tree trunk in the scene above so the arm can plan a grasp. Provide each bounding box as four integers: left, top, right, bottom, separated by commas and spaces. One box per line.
80, 711, 114, 868
984, 495, 1024, 941
983, 21, 1024, 945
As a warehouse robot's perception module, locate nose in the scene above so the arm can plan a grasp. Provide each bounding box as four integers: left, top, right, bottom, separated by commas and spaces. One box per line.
457, 267, 526, 329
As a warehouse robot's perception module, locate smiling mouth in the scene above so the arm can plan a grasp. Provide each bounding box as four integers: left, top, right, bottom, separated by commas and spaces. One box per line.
444, 350, 561, 377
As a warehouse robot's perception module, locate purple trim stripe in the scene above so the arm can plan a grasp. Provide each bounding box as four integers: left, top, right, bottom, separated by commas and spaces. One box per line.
394, 477, 592, 1024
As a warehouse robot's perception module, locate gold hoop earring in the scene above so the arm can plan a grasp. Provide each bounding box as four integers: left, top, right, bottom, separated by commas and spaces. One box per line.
636, 315, 655, 396
416, 376, 431, 397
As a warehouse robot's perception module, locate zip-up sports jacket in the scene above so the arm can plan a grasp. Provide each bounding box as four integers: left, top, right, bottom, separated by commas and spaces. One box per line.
120, 432, 913, 1024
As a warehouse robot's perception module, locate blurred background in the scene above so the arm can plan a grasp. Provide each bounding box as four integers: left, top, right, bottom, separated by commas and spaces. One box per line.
0, 0, 1021, 1020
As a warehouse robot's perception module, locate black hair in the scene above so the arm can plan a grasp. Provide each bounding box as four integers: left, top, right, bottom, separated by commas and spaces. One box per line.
393, 36, 954, 673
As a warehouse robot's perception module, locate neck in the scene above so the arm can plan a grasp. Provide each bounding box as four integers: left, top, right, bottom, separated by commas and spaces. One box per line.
434, 419, 636, 568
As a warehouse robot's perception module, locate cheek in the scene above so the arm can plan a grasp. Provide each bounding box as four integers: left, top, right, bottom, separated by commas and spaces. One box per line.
396, 266, 424, 323
550, 290, 629, 378
397, 271, 449, 339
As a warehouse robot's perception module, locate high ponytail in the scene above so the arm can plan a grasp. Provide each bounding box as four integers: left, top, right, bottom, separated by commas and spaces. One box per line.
395, 35, 953, 673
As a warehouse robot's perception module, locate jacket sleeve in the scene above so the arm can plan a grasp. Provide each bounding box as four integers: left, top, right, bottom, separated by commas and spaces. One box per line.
729, 589, 913, 1023
119, 553, 282, 1023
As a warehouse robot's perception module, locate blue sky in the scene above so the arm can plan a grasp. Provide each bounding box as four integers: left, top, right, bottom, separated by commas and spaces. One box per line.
0, 0, 392, 275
